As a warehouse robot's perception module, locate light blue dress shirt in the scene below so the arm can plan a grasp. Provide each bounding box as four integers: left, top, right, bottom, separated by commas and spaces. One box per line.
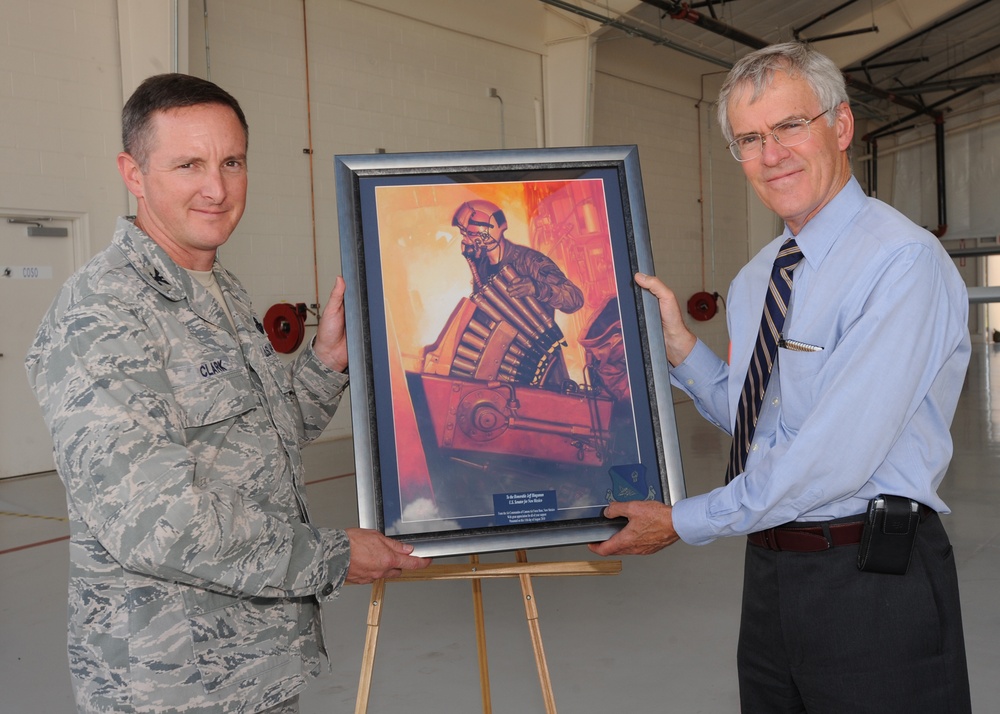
670, 177, 970, 546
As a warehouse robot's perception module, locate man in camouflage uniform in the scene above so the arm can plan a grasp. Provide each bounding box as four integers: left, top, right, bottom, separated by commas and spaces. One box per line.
25, 73, 428, 714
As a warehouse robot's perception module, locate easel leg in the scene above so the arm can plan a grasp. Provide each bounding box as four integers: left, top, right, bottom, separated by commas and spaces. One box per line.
516, 550, 557, 714
354, 579, 385, 714
355, 555, 618, 710
470, 555, 493, 714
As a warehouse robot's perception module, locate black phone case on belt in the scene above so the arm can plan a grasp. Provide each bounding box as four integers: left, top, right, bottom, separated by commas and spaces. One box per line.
857, 494, 919, 575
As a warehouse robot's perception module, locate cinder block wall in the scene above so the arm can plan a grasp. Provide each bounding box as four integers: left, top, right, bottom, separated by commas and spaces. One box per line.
0, 0, 126, 249
14, 0, 918, 464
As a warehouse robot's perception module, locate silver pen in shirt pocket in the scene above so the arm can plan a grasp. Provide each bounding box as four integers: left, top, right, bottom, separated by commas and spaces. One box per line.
777, 336, 824, 352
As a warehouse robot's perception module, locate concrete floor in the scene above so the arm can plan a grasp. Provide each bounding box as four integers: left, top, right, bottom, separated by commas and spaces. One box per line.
2, 346, 998, 713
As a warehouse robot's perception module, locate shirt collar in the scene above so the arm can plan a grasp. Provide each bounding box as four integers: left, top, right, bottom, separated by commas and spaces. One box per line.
785, 176, 866, 270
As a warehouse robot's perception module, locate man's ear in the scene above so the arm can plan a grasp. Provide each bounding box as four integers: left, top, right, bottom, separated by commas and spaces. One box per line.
836, 102, 855, 152
117, 152, 144, 199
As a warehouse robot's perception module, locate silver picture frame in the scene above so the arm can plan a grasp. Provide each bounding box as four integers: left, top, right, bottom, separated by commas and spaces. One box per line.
335, 145, 685, 557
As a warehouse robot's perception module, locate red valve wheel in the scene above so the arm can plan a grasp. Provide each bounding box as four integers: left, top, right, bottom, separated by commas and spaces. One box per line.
263, 303, 307, 353
687, 291, 718, 321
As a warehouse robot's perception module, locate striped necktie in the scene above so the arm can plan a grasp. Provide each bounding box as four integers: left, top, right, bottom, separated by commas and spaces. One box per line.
725, 238, 803, 483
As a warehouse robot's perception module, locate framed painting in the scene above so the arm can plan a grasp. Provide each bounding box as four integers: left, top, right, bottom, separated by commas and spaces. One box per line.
335, 145, 685, 558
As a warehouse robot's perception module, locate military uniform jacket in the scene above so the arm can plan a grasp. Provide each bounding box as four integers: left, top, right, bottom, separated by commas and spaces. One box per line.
26, 217, 352, 714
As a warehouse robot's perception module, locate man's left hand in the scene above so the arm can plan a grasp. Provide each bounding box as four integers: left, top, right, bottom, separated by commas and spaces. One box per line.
313, 276, 349, 373
588, 500, 679, 556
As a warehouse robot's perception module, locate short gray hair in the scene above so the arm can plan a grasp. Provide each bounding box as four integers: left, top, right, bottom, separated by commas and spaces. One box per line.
716, 42, 848, 143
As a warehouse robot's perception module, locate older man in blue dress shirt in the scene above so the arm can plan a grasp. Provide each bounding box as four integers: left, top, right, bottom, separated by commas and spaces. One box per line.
591, 42, 972, 713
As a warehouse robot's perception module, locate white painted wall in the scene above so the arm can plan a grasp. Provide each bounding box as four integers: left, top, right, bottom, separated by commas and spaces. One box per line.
1, 0, 990, 475
0, 0, 126, 253
185, 0, 551, 444
592, 40, 749, 360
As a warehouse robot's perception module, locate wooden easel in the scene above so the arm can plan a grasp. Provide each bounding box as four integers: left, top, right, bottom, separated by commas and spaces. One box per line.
354, 550, 622, 714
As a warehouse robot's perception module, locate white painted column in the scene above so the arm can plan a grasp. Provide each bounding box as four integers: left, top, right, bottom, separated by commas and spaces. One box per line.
116, 0, 189, 214
542, 12, 595, 148
117, 0, 188, 102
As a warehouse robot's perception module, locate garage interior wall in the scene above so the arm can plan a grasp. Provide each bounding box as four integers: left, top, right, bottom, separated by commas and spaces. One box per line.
882, 90, 1000, 335
187, 0, 556, 450
1, 0, 991, 479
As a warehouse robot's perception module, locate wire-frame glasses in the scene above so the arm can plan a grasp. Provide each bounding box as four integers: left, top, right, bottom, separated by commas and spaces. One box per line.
728, 108, 833, 162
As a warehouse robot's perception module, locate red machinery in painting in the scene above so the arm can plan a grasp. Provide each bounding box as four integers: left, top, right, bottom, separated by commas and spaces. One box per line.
407, 265, 614, 468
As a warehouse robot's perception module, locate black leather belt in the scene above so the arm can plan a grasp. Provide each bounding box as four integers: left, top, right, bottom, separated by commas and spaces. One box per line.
748, 505, 933, 553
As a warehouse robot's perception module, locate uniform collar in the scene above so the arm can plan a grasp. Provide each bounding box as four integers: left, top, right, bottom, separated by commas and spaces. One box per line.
113, 216, 194, 302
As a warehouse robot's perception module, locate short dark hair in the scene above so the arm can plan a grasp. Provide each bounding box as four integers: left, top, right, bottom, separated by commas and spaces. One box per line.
122, 73, 249, 170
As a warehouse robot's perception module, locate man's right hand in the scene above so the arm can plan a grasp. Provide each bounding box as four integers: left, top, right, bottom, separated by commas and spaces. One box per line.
344, 528, 431, 584
588, 500, 679, 556
634, 272, 698, 367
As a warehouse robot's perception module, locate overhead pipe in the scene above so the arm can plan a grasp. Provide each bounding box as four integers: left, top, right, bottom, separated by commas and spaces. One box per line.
542, 0, 957, 238
853, 0, 993, 73
635, 1, 944, 122
920, 40, 1000, 85
859, 26, 1000, 234
934, 117, 947, 238
864, 86, 982, 238
640, 0, 768, 49
858, 110, 1000, 162
635, 0, 950, 235
537, 0, 732, 68
844, 75, 941, 118
885, 72, 1000, 96
947, 244, 1000, 259
863, 88, 975, 141
801, 26, 879, 44
861, 57, 929, 72
302, 0, 320, 314
792, 0, 863, 39
868, 137, 877, 199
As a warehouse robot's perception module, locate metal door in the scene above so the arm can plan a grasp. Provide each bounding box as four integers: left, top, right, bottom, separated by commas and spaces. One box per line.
0, 216, 76, 478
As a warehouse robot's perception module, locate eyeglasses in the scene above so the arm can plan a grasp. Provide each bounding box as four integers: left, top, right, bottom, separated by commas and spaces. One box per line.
727, 108, 833, 162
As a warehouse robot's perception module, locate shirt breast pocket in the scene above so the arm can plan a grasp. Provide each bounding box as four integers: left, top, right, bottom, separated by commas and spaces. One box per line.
778, 347, 827, 430
173, 370, 258, 429
171, 369, 269, 492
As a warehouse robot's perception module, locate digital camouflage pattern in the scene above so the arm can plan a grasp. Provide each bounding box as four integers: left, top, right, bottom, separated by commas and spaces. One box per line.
26, 217, 352, 714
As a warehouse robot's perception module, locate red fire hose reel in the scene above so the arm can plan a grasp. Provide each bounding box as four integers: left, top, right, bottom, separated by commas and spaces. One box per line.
263, 302, 308, 353
687, 291, 719, 321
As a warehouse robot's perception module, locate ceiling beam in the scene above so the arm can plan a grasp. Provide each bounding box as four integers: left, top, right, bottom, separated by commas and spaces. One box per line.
806, 0, 972, 68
